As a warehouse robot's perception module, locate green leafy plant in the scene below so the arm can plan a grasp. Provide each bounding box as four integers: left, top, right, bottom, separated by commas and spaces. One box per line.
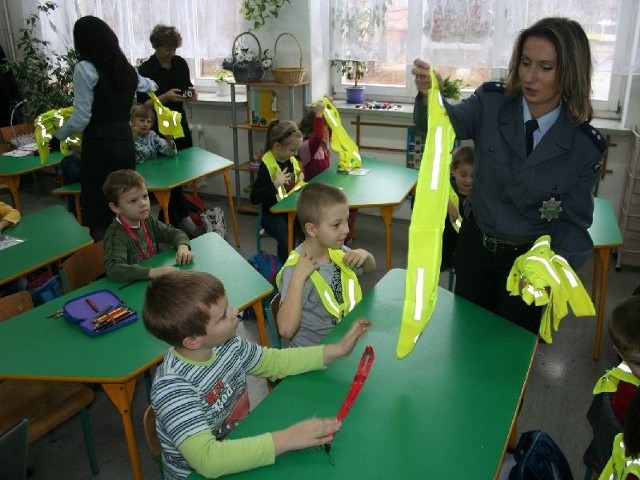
241, 0, 291, 31
0, 2, 76, 121
442, 76, 466, 100
331, 60, 368, 88
212, 69, 233, 82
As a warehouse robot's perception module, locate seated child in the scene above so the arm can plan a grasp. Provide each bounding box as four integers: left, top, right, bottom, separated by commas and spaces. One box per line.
599, 387, 640, 479
584, 295, 640, 474
143, 270, 371, 479
441, 145, 473, 271
102, 169, 193, 282
250, 119, 305, 263
130, 103, 176, 164
276, 182, 376, 347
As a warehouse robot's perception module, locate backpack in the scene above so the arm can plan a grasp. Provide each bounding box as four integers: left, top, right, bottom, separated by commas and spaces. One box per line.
246, 251, 282, 315
182, 193, 227, 239
510, 430, 573, 480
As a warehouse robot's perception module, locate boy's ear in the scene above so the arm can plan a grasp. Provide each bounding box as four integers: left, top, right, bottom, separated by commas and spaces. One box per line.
182, 335, 203, 351
304, 221, 317, 237
108, 202, 120, 215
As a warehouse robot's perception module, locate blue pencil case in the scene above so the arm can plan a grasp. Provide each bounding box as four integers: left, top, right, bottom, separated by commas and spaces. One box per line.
62, 289, 138, 337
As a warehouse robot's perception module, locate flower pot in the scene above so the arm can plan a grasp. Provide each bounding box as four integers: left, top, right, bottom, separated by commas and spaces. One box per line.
216, 81, 230, 97
346, 86, 365, 104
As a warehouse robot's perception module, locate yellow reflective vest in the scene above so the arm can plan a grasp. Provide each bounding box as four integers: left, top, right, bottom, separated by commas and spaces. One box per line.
397, 66, 455, 359
599, 433, 640, 480
34, 107, 82, 163
147, 92, 184, 139
276, 248, 362, 321
594, 362, 640, 395
321, 97, 362, 172
261, 151, 304, 201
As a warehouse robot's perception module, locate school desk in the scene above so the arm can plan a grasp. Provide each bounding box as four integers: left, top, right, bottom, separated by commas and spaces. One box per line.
0, 232, 272, 480
0, 150, 63, 210
225, 268, 537, 480
589, 197, 623, 360
270, 157, 418, 270
0, 204, 93, 287
51, 147, 241, 248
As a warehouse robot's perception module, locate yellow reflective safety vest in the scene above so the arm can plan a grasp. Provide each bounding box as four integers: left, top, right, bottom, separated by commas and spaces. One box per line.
397, 66, 455, 359
593, 362, 640, 395
321, 97, 362, 172
506, 235, 595, 343
262, 150, 305, 201
449, 186, 462, 232
34, 107, 82, 163
599, 433, 640, 480
276, 248, 362, 321
147, 92, 184, 139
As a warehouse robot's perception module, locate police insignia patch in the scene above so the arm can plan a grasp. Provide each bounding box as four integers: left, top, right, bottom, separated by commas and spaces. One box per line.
539, 197, 563, 221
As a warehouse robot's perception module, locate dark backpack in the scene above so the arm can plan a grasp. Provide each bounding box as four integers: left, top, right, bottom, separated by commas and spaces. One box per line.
509, 430, 573, 480
246, 251, 282, 316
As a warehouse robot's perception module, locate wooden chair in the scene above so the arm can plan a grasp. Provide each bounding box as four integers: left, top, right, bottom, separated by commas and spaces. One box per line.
59, 241, 105, 293
0, 291, 99, 475
0, 418, 28, 480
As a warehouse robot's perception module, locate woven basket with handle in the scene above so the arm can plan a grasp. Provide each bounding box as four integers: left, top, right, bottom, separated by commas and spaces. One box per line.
231, 32, 265, 83
272, 32, 306, 84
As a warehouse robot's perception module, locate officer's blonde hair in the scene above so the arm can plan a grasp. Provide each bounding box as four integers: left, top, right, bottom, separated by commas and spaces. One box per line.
505, 17, 593, 125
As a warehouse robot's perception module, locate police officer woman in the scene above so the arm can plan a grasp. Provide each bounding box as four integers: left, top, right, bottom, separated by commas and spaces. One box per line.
412, 17, 607, 334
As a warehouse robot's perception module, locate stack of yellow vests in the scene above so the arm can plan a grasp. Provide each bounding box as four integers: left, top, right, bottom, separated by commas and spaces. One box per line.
34, 107, 82, 163
397, 66, 455, 359
321, 97, 362, 172
506, 235, 595, 342
147, 92, 184, 140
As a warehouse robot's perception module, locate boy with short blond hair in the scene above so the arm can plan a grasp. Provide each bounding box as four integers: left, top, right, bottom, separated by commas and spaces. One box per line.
130, 103, 176, 164
276, 182, 376, 347
143, 270, 371, 480
102, 169, 193, 281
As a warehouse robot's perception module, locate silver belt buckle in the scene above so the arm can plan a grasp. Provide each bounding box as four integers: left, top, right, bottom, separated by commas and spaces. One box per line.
482, 235, 498, 253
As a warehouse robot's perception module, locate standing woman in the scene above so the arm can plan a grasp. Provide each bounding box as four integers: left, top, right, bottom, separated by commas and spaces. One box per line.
412, 17, 607, 334
55, 16, 157, 241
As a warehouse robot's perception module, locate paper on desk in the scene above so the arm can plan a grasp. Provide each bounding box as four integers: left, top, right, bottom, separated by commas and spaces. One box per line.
2, 149, 31, 157
348, 168, 371, 176
0, 234, 24, 250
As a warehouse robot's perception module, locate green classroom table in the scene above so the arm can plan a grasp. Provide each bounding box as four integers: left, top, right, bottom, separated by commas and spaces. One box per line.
0, 232, 272, 480
588, 197, 624, 360
0, 150, 64, 210
0, 204, 93, 287
225, 268, 538, 480
271, 157, 418, 270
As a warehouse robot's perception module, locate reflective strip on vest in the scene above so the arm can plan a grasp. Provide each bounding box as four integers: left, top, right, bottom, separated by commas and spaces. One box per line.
147, 92, 184, 139
449, 185, 462, 232
276, 249, 362, 320
397, 66, 455, 359
321, 97, 362, 172
262, 151, 304, 201
34, 107, 82, 163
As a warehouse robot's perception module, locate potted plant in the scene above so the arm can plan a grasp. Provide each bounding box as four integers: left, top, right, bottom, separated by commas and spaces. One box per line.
0, 2, 76, 122
222, 32, 273, 83
331, 59, 368, 104
241, 0, 291, 31
212, 69, 233, 96
441, 76, 466, 101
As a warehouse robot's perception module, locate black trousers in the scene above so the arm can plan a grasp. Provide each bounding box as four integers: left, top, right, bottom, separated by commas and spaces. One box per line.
454, 218, 542, 334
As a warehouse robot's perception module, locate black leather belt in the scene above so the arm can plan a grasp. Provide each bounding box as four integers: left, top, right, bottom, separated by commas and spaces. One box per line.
475, 220, 533, 253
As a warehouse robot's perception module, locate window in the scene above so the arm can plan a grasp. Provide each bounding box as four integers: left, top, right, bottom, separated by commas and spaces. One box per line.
331, 0, 633, 116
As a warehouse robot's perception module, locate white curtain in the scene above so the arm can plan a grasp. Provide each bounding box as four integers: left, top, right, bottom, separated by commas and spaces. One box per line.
330, 0, 387, 60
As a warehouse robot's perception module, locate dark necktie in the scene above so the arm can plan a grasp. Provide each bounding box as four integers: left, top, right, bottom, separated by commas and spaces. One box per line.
525, 119, 538, 156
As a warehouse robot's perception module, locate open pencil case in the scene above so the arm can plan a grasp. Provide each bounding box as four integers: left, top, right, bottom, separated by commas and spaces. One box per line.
63, 289, 138, 337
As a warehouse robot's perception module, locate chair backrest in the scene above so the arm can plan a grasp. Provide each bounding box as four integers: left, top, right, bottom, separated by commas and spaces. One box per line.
143, 405, 162, 458
0, 291, 34, 322
0, 418, 28, 480
60, 241, 105, 293
266, 292, 282, 348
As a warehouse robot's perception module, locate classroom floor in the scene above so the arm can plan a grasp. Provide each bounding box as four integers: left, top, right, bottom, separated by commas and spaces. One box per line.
9, 176, 639, 480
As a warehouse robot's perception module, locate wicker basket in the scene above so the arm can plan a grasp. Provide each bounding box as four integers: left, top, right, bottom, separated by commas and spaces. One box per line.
231, 32, 265, 83
271, 32, 306, 84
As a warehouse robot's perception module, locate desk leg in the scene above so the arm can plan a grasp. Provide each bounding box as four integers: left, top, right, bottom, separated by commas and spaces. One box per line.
0, 176, 21, 210
379, 206, 393, 271
251, 300, 269, 347
287, 212, 296, 253
102, 380, 144, 480
592, 247, 611, 361
152, 190, 171, 224
222, 169, 240, 247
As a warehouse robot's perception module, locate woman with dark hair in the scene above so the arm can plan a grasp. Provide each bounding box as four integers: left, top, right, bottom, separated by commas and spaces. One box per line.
412, 17, 607, 334
56, 15, 157, 241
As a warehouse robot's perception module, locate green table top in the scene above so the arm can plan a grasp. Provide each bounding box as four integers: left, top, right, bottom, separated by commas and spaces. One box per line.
589, 197, 623, 248
226, 269, 537, 480
0, 151, 64, 175
0, 232, 271, 383
271, 157, 418, 213
137, 146, 233, 190
0, 205, 93, 286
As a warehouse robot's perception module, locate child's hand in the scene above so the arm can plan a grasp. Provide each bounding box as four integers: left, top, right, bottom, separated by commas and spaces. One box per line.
314, 102, 325, 116
175, 245, 194, 265
292, 251, 317, 281
447, 200, 458, 223
149, 266, 178, 279
274, 168, 292, 188
161, 88, 186, 103
272, 417, 341, 454
323, 319, 372, 364
342, 249, 371, 269
298, 171, 305, 183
